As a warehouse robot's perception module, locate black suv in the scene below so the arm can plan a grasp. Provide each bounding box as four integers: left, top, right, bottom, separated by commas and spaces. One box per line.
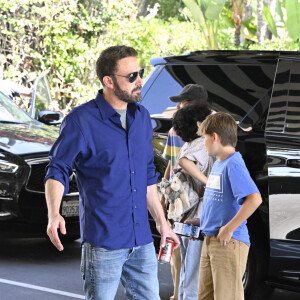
0, 76, 80, 240
141, 51, 300, 299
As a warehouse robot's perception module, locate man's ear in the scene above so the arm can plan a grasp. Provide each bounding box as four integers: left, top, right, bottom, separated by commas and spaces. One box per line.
103, 76, 114, 89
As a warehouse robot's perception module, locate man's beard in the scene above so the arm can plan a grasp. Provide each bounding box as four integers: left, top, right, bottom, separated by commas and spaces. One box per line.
113, 78, 142, 104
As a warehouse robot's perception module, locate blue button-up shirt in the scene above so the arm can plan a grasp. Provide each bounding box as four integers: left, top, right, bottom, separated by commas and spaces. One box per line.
44, 90, 158, 249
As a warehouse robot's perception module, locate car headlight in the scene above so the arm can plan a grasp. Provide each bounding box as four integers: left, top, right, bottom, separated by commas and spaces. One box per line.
0, 160, 19, 173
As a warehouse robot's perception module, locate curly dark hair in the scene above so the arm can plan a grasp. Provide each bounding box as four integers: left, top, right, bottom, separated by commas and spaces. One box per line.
172, 104, 211, 142
96, 45, 138, 86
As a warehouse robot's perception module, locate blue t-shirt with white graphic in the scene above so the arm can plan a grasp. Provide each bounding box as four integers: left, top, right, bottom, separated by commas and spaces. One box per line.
200, 152, 260, 247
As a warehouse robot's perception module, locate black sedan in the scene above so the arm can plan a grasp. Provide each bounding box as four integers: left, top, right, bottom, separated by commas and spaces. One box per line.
0, 76, 80, 240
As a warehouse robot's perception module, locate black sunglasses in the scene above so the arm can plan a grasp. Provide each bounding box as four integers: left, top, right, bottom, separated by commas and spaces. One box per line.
114, 69, 144, 83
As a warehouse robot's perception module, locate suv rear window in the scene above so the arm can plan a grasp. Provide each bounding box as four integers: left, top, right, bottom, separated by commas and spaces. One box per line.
142, 63, 276, 131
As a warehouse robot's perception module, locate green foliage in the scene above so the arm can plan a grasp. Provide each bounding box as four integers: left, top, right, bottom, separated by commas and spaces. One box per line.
149, 0, 185, 21
248, 37, 299, 50
0, 0, 298, 114
263, 1, 278, 37
0, 0, 208, 111
183, 0, 226, 49
103, 16, 207, 76
285, 0, 300, 41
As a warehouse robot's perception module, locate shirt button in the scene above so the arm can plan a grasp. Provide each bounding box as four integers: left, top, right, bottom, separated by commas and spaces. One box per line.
133, 189, 137, 192
131, 171, 135, 174
134, 206, 137, 209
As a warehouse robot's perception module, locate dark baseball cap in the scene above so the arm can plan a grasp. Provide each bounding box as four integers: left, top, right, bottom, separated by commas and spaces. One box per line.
169, 84, 208, 103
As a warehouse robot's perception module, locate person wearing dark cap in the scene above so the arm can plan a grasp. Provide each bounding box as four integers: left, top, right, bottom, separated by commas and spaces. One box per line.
163, 84, 209, 181
162, 84, 209, 300
169, 84, 208, 104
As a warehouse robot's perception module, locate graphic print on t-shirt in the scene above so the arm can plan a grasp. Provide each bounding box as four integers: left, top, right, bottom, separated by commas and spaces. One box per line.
205, 172, 224, 202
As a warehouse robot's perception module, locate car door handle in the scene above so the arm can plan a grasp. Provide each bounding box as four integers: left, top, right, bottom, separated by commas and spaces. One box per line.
286, 159, 300, 168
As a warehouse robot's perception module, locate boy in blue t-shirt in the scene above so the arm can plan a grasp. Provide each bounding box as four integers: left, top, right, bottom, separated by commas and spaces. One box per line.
197, 112, 262, 300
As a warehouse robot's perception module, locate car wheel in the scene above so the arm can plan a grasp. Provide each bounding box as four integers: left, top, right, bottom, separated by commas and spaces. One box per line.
244, 244, 274, 300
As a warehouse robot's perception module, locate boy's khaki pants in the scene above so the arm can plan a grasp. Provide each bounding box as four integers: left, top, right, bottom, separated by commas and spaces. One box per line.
198, 235, 249, 300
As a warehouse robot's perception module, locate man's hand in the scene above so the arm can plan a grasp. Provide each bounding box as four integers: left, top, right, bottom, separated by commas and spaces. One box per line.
157, 223, 180, 249
47, 214, 66, 251
217, 225, 233, 246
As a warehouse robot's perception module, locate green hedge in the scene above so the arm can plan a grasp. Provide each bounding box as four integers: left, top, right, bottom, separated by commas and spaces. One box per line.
0, 0, 298, 113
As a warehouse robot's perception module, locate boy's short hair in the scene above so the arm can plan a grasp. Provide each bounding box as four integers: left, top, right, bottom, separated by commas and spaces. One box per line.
200, 112, 237, 147
96, 45, 138, 86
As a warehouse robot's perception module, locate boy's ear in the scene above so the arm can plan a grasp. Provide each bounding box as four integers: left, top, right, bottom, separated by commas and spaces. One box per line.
212, 132, 219, 142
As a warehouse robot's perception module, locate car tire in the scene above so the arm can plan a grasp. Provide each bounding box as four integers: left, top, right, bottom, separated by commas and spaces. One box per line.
244, 244, 274, 300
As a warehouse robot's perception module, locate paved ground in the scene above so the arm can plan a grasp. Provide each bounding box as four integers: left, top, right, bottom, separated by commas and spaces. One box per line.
0, 238, 299, 300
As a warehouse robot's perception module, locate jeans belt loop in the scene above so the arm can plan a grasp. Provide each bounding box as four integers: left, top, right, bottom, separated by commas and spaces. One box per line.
88, 242, 92, 263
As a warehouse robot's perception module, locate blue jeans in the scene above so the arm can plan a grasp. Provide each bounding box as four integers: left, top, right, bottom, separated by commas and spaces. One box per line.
80, 242, 160, 300
178, 236, 203, 300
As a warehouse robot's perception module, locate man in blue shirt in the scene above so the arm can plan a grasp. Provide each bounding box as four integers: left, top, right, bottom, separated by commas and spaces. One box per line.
44, 45, 179, 300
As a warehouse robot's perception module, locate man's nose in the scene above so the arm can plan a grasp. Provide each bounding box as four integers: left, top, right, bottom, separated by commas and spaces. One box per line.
136, 74, 143, 86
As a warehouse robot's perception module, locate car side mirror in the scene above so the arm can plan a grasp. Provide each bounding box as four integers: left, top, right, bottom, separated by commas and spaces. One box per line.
38, 110, 63, 125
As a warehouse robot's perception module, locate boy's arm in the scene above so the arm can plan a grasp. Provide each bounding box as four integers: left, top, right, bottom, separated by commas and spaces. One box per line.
164, 160, 171, 179
217, 192, 262, 246
178, 157, 208, 185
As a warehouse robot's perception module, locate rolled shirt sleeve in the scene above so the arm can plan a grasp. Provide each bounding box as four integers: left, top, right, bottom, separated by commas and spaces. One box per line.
44, 115, 86, 195
145, 110, 159, 186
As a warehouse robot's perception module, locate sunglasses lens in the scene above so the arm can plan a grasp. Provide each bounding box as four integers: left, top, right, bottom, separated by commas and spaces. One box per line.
129, 72, 138, 83
139, 69, 144, 79
128, 69, 144, 83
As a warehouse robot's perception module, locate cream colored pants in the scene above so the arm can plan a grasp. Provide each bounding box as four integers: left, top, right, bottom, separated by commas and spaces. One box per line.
198, 235, 249, 300
170, 246, 181, 300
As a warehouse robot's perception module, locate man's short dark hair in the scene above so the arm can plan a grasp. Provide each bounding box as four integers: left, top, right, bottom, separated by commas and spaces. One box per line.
172, 104, 212, 142
96, 46, 138, 86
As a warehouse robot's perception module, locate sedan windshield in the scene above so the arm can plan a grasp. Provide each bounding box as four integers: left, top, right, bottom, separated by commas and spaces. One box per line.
0, 92, 34, 124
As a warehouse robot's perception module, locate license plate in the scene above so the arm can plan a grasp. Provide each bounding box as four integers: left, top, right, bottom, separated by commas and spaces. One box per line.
61, 200, 79, 217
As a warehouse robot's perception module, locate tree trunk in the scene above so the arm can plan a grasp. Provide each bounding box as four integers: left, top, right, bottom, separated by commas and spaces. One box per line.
235, 26, 241, 47
232, 0, 243, 48
265, 0, 277, 40
257, 0, 264, 44
138, 0, 150, 17
244, 0, 252, 20
240, 0, 252, 45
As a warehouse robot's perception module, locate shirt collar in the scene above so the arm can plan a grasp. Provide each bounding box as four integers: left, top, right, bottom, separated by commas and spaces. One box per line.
95, 89, 141, 120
